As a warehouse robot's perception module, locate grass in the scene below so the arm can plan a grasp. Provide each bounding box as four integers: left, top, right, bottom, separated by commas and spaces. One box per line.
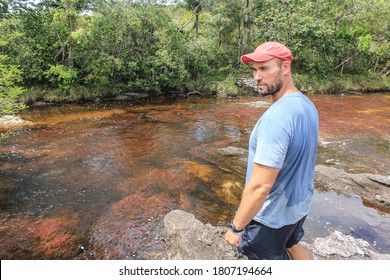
213, 74, 239, 97
21, 86, 109, 104
294, 73, 390, 94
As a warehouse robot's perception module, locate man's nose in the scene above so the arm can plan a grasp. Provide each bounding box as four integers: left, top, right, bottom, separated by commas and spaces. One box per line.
254, 71, 263, 81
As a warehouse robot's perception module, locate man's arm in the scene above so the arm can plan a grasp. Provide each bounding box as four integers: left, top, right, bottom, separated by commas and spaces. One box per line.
225, 163, 279, 247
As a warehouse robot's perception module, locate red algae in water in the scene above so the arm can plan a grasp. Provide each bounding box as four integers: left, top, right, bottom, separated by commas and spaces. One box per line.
0, 94, 389, 259
309, 94, 389, 139
83, 193, 174, 259
0, 211, 80, 259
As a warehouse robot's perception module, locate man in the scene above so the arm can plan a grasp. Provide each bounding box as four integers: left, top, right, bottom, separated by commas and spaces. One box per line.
225, 42, 319, 260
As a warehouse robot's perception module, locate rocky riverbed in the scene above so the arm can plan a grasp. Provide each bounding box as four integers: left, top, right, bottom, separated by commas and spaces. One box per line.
162, 160, 390, 260
163, 209, 390, 260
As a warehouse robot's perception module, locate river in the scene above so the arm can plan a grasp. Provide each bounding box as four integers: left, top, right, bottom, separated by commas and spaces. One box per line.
0, 94, 389, 259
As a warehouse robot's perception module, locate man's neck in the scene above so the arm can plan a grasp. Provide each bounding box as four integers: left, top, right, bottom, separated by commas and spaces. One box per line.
271, 75, 297, 103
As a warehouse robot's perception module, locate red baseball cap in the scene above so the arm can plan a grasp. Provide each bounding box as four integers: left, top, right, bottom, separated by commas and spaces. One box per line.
241, 42, 294, 63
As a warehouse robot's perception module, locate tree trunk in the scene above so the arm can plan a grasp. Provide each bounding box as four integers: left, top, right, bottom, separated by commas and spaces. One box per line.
67, 45, 73, 68
195, 5, 202, 37
67, 7, 74, 68
237, 23, 242, 62
241, 0, 252, 56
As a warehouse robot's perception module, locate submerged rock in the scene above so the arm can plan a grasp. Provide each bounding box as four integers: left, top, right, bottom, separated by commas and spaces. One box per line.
216, 146, 247, 156
163, 209, 390, 260
0, 211, 81, 259
81, 193, 174, 260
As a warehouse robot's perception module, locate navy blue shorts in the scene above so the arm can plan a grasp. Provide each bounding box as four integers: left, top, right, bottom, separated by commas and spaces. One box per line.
238, 216, 307, 260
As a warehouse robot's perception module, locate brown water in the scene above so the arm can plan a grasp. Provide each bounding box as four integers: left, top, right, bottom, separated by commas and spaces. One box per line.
0, 94, 389, 259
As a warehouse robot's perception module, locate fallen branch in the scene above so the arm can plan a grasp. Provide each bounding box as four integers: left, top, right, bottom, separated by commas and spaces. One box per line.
334, 53, 359, 70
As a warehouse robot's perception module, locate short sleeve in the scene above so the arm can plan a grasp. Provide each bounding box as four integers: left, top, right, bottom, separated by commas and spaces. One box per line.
253, 117, 290, 169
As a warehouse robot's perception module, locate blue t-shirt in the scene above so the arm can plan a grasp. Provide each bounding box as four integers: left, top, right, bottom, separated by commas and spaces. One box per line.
246, 92, 319, 228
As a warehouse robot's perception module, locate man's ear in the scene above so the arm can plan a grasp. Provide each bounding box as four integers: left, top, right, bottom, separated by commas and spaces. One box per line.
282, 61, 291, 75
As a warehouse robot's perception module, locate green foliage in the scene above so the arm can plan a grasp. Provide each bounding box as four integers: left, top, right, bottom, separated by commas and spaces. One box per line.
250, 0, 390, 77
44, 64, 78, 93
0, 130, 15, 142
294, 72, 390, 94
78, 1, 190, 94
0, 54, 27, 115
214, 73, 238, 97
0, 0, 388, 100
0, 16, 26, 115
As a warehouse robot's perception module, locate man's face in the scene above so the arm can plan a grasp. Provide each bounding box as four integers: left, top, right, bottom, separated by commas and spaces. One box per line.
252, 59, 284, 97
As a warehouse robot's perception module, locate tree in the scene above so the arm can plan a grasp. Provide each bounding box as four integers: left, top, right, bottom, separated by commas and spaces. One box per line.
0, 54, 26, 115
0, 19, 26, 115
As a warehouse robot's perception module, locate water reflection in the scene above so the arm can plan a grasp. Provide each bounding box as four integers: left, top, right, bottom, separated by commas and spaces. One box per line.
0, 94, 389, 259
306, 189, 390, 253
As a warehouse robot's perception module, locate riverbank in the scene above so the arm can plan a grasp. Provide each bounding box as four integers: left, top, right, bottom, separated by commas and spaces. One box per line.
234, 74, 390, 97
18, 74, 390, 105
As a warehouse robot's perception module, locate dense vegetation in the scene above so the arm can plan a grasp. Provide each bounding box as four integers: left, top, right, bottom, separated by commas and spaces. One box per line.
0, 0, 389, 113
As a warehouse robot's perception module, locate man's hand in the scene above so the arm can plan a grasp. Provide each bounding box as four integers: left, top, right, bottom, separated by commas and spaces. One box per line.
225, 229, 243, 247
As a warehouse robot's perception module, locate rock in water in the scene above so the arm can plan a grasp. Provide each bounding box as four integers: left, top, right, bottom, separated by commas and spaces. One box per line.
313, 231, 370, 257
163, 209, 245, 260
163, 210, 390, 260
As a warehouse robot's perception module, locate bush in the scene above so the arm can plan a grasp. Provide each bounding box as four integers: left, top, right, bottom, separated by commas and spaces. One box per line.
0, 54, 27, 115
44, 64, 78, 94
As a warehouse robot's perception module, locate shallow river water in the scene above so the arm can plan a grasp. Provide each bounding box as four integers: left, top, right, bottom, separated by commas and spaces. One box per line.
0, 94, 389, 259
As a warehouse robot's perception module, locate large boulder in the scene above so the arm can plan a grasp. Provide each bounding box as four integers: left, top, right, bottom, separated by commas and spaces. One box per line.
315, 165, 390, 210
235, 78, 257, 96
163, 210, 245, 260
163, 209, 390, 260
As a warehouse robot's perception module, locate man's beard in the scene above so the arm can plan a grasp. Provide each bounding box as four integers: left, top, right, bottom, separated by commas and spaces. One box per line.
257, 69, 284, 97
257, 81, 282, 97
